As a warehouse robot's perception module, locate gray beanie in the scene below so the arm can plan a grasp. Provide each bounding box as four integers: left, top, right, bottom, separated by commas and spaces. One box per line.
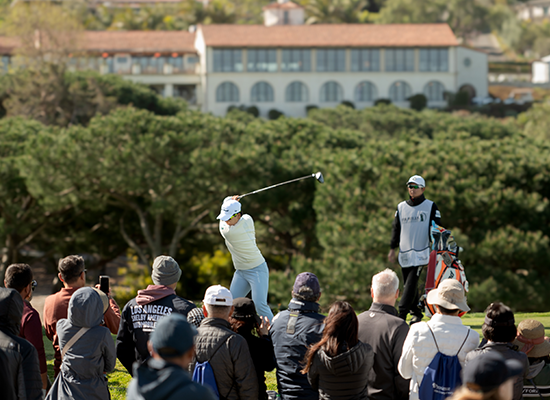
151, 256, 182, 286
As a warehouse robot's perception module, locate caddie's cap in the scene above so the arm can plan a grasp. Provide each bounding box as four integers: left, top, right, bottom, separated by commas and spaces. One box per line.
464, 352, 523, 393
217, 199, 241, 221
151, 255, 182, 286
203, 285, 233, 306
407, 175, 425, 187
293, 272, 321, 297
427, 279, 470, 312
151, 313, 197, 357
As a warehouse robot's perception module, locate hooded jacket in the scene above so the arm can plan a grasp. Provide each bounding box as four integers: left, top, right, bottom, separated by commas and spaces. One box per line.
116, 285, 196, 375
307, 341, 374, 400
46, 287, 116, 400
127, 357, 217, 400
0, 288, 42, 400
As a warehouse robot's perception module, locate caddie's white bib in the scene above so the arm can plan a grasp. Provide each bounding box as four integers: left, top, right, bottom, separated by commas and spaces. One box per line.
397, 200, 433, 267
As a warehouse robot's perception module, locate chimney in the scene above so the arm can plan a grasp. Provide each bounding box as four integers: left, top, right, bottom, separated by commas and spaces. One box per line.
263, 0, 304, 27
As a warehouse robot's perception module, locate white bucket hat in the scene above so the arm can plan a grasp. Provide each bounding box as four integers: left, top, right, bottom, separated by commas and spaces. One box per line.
427, 279, 470, 312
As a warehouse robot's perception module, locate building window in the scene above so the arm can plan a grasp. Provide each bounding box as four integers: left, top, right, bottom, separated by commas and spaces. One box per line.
351, 49, 380, 72
282, 49, 311, 72
284, 10, 289, 24
285, 81, 309, 102
247, 49, 277, 72
251, 81, 274, 102
213, 49, 243, 72
419, 48, 448, 72
354, 81, 378, 102
216, 82, 240, 102
316, 49, 346, 72
320, 81, 343, 102
389, 81, 412, 102
385, 49, 414, 72
136, 56, 163, 74
174, 84, 196, 104
167, 56, 184, 73
424, 81, 445, 102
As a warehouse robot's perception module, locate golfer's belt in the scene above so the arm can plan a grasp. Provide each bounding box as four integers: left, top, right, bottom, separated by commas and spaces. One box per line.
286, 311, 300, 334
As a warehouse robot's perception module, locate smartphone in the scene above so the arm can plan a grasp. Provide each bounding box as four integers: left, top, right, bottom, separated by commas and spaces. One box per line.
99, 275, 110, 294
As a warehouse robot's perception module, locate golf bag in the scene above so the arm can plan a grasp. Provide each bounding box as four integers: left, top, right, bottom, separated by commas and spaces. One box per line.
422, 222, 469, 318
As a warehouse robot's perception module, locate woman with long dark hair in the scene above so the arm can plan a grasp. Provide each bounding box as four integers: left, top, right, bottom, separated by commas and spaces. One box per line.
302, 301, 374, 399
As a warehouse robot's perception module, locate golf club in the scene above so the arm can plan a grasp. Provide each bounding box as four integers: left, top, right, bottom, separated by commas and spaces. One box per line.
237, 172, 324, 200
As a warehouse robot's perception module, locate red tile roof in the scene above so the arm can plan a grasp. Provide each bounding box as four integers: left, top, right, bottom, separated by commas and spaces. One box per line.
199, 23, 458, 48
0, 37, 20, 54
263, 1, 303, 10
82, 31, 196, 53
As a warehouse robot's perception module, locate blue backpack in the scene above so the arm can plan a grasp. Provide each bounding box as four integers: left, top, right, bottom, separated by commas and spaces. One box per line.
419, 325, 471, 400
192, 336, 231, 399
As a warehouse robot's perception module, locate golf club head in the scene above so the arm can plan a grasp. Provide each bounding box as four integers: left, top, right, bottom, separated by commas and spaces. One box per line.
315, 171, 324, 183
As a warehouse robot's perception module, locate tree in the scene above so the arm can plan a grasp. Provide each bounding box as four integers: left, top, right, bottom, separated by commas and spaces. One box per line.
298, 0, 368, 24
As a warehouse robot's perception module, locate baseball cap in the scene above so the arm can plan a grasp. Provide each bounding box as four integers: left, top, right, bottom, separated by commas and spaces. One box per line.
293, 272, 321, 297
232, 297, 261, 326
150, 313, 197, 357
151, 255, 182, 286
464, 352, 523, 393
217, 199, 242, 221
427, 279, 470, 312
203, 285, 233, 306
407, 175, 425, 187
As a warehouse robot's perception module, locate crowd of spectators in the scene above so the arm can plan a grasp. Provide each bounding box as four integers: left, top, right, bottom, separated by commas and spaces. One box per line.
1, 256, 549, 400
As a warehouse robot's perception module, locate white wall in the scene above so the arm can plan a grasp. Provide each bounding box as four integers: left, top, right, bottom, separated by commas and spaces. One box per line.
532, 61, 549, 83
264, 8, 305, 26
456, 47, 488, 98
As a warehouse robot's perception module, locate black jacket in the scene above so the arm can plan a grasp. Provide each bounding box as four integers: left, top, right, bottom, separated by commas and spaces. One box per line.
190, 317, 258, 400
127, 357, 217, 400
465, 342, 530, 400
0, 288, 42, 400
357, 303, 410, 400
390, 194, 441, 250
270, 299, 325, 400
308, 341, 374, 400
116, 293, 196, 375
237, 330, 276, 400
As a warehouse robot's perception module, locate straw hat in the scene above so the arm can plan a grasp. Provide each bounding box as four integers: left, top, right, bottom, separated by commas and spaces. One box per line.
513, 319, 550, 358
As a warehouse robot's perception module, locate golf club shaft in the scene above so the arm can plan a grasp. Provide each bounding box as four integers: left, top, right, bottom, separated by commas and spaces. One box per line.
238, 174, 315, 199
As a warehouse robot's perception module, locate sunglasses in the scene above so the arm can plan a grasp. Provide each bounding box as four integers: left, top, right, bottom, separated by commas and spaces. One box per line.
407, 184, 421, 189
31, 280, 37, 291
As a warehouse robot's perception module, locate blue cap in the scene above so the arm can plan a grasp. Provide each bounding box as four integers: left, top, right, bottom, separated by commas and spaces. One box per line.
150, 313, 197, 357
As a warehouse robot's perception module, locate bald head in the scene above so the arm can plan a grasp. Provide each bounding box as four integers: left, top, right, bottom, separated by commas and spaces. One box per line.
371, 269, 399, 305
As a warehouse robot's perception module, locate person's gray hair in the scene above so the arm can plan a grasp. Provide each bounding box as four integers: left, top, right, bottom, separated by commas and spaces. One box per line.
292, 286, 319, 302
204, 304, 232, 319
372, 269, 399, 299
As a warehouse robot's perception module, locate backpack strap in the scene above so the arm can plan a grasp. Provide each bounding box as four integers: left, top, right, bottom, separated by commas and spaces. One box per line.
426, 324, 440, 353
61, 327, 90, 360
286, 311, 300, 334
455, 329, 471, 356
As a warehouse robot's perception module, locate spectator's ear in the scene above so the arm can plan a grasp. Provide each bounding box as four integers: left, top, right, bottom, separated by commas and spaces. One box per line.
147, 340, 154, 357
58, 273, 65, 283
370, 287, 374, 299
202, 305, 208, 317
395, 289, 399, 299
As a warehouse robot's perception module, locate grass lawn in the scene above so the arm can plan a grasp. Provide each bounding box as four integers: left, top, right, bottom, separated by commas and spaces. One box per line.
43, 312, 550, 399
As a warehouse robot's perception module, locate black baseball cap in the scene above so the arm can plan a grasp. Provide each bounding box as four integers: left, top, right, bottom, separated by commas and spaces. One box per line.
464, 352, 524, 393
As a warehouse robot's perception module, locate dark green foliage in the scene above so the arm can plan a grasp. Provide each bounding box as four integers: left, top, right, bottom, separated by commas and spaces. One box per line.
408, 94, 427, 111
374, 98, 392, 106
340, 100, 355, 109
246, 106, 259, 117
447, 90, 471, 107
268, 109, 284, 120
306, 105, 319, 114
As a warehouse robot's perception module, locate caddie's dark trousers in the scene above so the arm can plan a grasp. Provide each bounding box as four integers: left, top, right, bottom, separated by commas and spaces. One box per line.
398, 265, 424, 320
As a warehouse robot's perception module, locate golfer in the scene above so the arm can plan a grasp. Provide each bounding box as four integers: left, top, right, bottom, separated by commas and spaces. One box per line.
217, 196, 274, 322
388, 175, 441, 324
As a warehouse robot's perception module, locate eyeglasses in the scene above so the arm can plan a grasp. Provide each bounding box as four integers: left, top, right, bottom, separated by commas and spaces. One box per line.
407, 184, 421, 189
228, 213, 239, 221
31, 280, 37, 291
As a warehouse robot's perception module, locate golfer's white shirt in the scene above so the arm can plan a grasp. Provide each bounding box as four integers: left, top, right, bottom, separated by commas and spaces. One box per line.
219, 214, 265, 270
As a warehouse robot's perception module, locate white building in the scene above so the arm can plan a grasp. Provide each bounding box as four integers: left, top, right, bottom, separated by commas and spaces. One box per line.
532, 55, 550, 83
516, 0, 550, 21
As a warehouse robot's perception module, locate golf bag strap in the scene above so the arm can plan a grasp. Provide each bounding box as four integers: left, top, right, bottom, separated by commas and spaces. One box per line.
61, 327, 90, 360
286, 311, 300, 334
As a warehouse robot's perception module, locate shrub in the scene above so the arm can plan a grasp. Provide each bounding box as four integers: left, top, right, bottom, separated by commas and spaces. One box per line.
268, 109, 284, 120
306, 105, 319, 114
340, 100, 355, 109
246, 106, 259, 117
374, 98, 392, 106
408, 94, 427, 111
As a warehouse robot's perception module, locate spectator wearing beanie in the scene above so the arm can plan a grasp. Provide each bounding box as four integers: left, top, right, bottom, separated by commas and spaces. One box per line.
512, 319, 550, 398
229, 297, 276, 400
465, 302, 531, 400
449, 352, 523, 400
127, 313, 217, 400
116, 255, 196, 375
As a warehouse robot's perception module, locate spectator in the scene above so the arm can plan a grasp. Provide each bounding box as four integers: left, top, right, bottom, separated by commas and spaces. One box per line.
0, 287, 42, 400
512, 319, 550, 398
190, 285, 258, 400
303, 301, 374, 399
270, 272, 325, 400
398, 279, 479, 400
116, 255, 196, 375
229, 297, 276, 400
44, 255, 120, 376
187, 306, 205, 328
4, 263, 49, 391
465, 302, 530, 400
46, 287, 116, 400
358, 268, 410, 400
127, 313, 217, 400
449, 352, 523, 400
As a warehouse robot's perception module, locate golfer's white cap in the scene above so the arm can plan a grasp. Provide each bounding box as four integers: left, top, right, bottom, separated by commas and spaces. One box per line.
203, 285, 233, 306
407, 175, 425, 187
217, 199, 241, 221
